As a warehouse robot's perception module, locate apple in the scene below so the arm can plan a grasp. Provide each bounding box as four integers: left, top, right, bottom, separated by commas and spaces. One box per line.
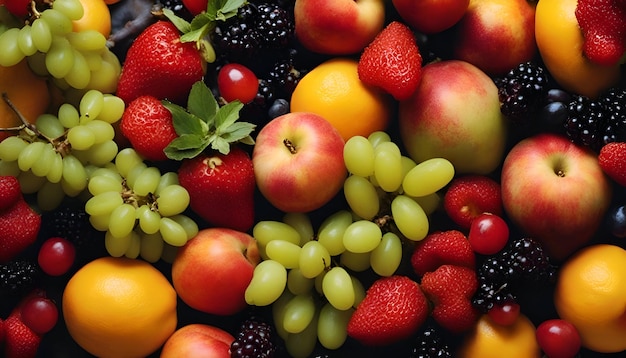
392, 0, 470, 34
500, 133, 613, 261
171, 228, 261, 316
160, 324, 235, 358
452, 0, 537, 76
398, 60, 508, 175
294, 0, 385, 55
252, 112, 347, 213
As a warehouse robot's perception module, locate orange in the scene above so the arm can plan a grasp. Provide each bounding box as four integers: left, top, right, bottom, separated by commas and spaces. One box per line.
62, 256, 177, 358
73, 0, 112, 38
290, 58, 392, 142
457, 313, 541, 357
0, 60, 51, 142
535, 0, 620, 98
554, 244, 626, 353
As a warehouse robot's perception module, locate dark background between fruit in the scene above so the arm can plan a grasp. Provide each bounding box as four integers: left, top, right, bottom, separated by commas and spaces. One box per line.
2, 0, 626, 357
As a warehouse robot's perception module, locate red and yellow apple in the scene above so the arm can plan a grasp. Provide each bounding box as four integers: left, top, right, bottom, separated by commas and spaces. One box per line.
453, 0, 537, 76
500, 133, 613, 261
252, 112, 347, 213
160, 324, 235, 358
172, 228, 261, 315
398, 60, 507, 175
392, 0, 470, 34
294, 0, 385, 55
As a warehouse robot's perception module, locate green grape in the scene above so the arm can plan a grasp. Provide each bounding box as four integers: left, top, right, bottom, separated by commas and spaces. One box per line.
64, 49, 91, 89
98, 94, 125, 124
87, 165, 121, 181
391, 194, 429, 241
322, 266, 355, 311
108, 203, 136, 239
402, 157, 455, 197
317, 303, 353, 350
115, 148, 144, 177
35, 114, 65, 139
140, 232, 164, 263
401, 155, 417, 179
88, 50, 121, 94
159, 217, 188, 246
83, 120, 114, 144
37, 181, 65, 211
125, 162, 147, 189
351, 275, 366, 308
339, 250, 371, 272
156, 184, 189, 217
0, 136, 29, 162
81, 140, 118, 166
132, 166, 160, 196
57, 103, 80, 128
31, 143, 56, 177
343, 135, 375, 177
79, 89, 105, 122
266, 239, 301, 269
67, 123, 95, 150
253, 220, 301, 250
17, 25, 37, 56
0, 160, 21, 177
367, 130, 391, 148
314, 270, 326, 295
124, 230, 142, 259
82, 50, 103, 71
45, 36, 74, 79
272, 290, 295, 341
105, 230, 132, 257
343, 175, 380, 220
286, 268, 315, 296
412, 192, 441, 215
46, 152, 64, 183
0, 28, 25, 67
370, 232, 403, 277
299, 240, 331, 279
244, 259, 287, 306
169, 215, 199, 240
317, 210, 352, 256
160, 242, 179, 264
282, 212, 314, 247
282, 294, 316, 334
88, 173, 122, 195
18, 141, 46, 172
40, 9, 73, 35
85, 191, 123, 216
136, 205, 161, 234
284, 310, 318, 358
155, 172, 179, 195
66, 30, 106, 51
17, 170, 46, 194
342, 220, 382, 253
26, 50, 49, 77
52, 0, 85, 20
373, 141, 403, 192
61, 154, 87, 192
89, 213, 110, 232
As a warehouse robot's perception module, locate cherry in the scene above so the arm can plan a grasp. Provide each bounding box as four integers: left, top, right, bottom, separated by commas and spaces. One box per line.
3, 0, 31, 18
535, 319, 581, 358
468, 212, 509, 255
217, 63, 259, 104
487, 300, 520, 326
20, 296, 59, 335
37, 237, 76, 276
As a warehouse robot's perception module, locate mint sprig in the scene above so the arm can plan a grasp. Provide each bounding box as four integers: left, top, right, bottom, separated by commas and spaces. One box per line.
163, 81, 256, 161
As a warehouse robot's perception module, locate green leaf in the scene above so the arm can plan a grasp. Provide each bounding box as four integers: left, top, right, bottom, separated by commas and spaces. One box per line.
163, 101, 208, 136
162, 8, 192, 33
164, 134, 211, 160
187, 81, 218, 122
214, 100, 244, 131
220, 122, 256, 143
210, 136, 231, 155
217, 0, 247, 20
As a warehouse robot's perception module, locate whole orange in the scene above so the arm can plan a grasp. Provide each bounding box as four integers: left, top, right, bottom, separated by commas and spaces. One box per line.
73, 0, 112, 37
290, 58, 392, 142
554, 244, 626, 353
62, 256, 177, 357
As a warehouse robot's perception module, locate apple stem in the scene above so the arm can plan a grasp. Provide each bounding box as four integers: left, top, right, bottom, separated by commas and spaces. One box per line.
283, 138, 297, 154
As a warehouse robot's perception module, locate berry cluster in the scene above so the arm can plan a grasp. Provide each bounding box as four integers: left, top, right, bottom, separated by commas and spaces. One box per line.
230, 316, 277, 358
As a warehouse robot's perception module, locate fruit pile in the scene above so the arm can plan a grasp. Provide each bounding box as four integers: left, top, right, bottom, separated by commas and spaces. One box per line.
0, 0, 624, 357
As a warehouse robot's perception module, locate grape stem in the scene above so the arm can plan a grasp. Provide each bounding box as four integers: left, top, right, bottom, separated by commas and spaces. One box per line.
1, 92, 35, 133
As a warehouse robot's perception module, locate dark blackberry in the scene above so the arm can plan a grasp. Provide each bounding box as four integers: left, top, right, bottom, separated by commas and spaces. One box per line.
497, 61, 549, 122
410, 325, 453, 358
267, 58, 304, 99
230, 317, 276, 358
158, 0, 188, 16
41, 203, 96, 249
0, 260, 41, 297
254, 2, 295, 49
213, 4, 261, 60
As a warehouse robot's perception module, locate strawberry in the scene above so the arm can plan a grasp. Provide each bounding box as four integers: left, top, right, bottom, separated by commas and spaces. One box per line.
347, 275, 429, 346
0, 200, 41, 263
420, 264, 481, 333
120, 95, 179, 161
411, 230, 475, 277
443, 175, 503, 230
575, 0, 626, 66
598, 142, 626, 187
0, 317, 5, 347
358, 21, 423, 101
0, 176, 21, 212
3, 292, 43, 358
164, 81, 256, 232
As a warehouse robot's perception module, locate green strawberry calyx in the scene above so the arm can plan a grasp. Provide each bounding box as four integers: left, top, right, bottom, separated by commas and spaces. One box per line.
163, 81, 256, 161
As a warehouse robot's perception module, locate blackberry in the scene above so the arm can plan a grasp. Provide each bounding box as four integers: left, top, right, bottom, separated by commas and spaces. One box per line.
497, 61, 549, 122
410, 325, 453, 358
254, 2, 295, 49
0, 260, 41, 297
230, 317, 276, 358
41, 203, 97, 249
268, 58, 304, 99
213, 4, 261, 60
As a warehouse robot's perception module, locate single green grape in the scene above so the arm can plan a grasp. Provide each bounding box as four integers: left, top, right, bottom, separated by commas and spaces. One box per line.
265, 239, 302, 269
342, 220, 382, 253
402, 157, 455, 197
343, 135, 375, 177
299, 240, 331, 279
322, 266, 355, 311
0, 28, 25, 67
282, 294, 316, 334
370, 232, 403, 277
107, 203, 137, 239
343, 175, 380, 220
391, 194, 429, 241
244, 259, 287, 306
317, 302, 353, 350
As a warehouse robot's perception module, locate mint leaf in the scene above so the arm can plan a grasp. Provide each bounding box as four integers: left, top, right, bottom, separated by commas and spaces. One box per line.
162, 101, 208, 136
187, 81, 218, 123
162, 8, 191, 32
210, 136, 231, 155
217, 0, 246, 20
220, 122, 256, 143
164, 134, 210, 160
214, 100, 244, 130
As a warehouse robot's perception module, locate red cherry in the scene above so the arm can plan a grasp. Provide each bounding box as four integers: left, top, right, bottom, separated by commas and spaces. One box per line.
37, 237, 76, 276
217, 63, 259, 104
4, 0, 31, 17
535, 319, 581, 358
20, 296, 59, 335
487, 301, 520, 326
182, 0, 208, 15
468, 212, 509, 255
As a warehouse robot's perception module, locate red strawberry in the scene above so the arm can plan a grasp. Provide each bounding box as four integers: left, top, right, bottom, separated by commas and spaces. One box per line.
443, 175, 503, 230
120, 95, 179, 161
575, 0, 626, 66
178, 146, 255, 232
411, 230, 475, 277
3, 292, 43, 358
0, 176, 22, 211
115, 20, 206, 105
598, 142, 626, 187
0, 200, 41, 263
358, 21, 423, 101
420, 264, 480, 333
347, 275, 429, 346
0, 317, 5, 347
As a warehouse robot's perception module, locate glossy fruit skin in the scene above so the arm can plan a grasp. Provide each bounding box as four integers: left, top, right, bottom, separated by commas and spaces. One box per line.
182, 0, 208, 15
607, 204, 626, 238
217, 63, 259, 104
468, 213, 509, 255
20, 296, 59, 335
487, 301, 520, 326
37, 237, 76, 276
4, 0, 30, 17
535, 319, 581, 358
392, 0, 469, 34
